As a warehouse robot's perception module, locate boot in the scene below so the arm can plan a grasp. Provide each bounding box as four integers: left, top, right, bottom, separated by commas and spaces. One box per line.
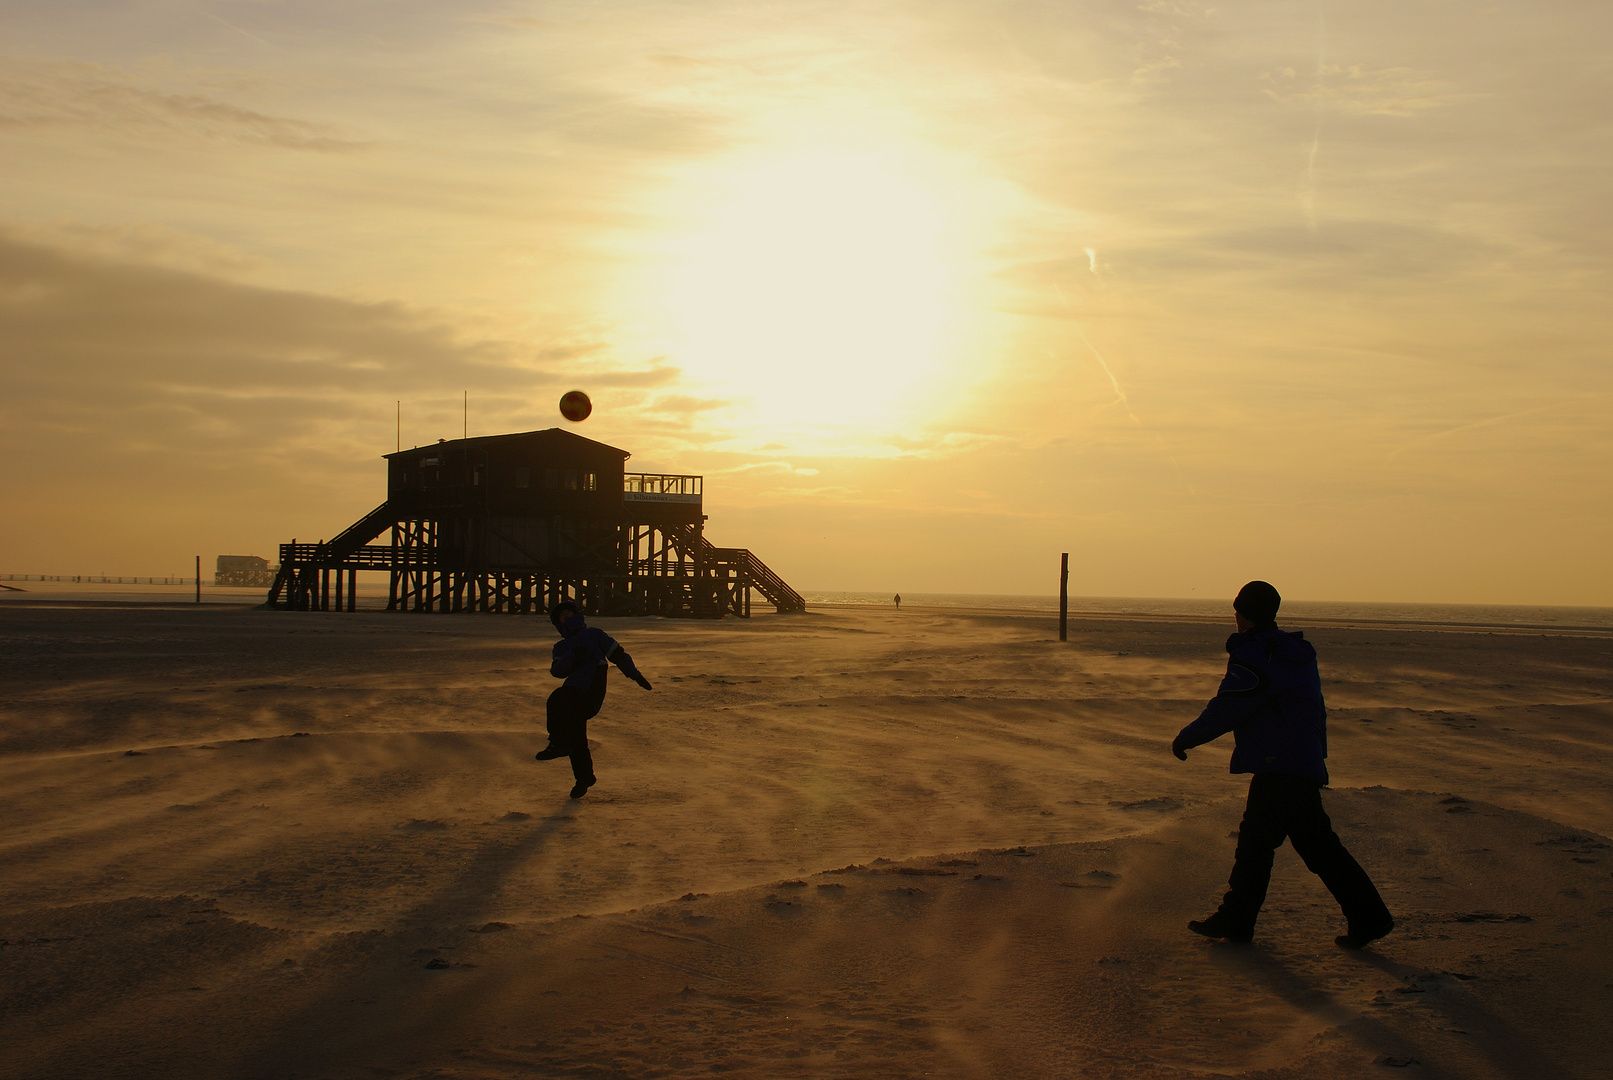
1336, 916, 1394, 950
1188, 912, 1254, 943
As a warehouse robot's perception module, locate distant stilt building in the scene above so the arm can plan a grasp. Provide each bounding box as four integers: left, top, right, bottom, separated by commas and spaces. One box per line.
216, 554, 275, 588
266, 428, 804, 618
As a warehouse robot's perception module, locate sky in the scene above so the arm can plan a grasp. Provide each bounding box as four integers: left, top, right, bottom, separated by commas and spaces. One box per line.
2, 0, 1610, 604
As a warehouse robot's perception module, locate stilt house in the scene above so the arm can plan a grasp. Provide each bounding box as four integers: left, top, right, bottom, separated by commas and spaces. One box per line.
266, 428, 803, 618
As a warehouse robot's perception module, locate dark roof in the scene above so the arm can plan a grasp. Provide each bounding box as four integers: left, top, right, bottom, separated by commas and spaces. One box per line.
383, 427, 630, 461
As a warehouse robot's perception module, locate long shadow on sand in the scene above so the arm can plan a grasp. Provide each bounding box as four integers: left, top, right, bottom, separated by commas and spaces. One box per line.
1209, 943, 1568, 1080
231, 799, 582, 1079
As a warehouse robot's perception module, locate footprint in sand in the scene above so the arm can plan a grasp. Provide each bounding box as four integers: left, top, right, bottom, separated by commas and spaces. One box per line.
1448, 911, 1532, 923
1113, 796, 1184, 812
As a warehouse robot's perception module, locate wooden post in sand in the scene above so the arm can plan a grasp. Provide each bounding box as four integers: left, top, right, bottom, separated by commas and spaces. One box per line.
1059, 552, 1069, 642
195, 556, 201, 604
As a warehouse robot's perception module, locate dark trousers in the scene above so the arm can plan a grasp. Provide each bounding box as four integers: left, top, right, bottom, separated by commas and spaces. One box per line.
1219, 772, 1391, 934
545, 685, 596, 785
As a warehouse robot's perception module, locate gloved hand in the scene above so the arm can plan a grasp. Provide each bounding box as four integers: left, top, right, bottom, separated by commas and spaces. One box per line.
1171, 737, 1188, 761
633, 674, 653, 691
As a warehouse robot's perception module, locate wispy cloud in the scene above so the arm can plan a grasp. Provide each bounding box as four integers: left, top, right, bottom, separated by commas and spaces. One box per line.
0, 58, 362, 150
1262, 64, 1460, 118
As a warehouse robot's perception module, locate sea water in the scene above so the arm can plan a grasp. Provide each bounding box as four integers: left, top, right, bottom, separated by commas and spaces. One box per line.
804, 591, 1613, 632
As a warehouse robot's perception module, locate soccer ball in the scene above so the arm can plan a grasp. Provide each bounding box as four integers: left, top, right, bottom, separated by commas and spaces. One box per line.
559, 390, 592, 422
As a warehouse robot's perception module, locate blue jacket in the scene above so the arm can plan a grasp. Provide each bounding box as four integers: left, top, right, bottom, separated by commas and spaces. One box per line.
551, 619, 647, 691
1175, 627, 1329, 785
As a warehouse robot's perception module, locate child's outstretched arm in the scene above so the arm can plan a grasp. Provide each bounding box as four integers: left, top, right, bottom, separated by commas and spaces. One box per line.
607, 644, 653, 690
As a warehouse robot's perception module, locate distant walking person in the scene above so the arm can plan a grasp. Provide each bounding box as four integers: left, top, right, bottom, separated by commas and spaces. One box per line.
1172, 581, 1393, 948
894, 593, 901, 610
536, 600, 652, 799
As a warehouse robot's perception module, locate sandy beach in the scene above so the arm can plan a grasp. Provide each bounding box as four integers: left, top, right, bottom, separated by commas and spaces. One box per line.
3, 597, 1610, 1079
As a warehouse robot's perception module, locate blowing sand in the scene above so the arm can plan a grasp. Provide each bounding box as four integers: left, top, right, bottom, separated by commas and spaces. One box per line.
2, 599, 1610, 1079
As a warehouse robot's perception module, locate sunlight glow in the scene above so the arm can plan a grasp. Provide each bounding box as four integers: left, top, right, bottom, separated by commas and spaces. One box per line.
642, 142, 995, 433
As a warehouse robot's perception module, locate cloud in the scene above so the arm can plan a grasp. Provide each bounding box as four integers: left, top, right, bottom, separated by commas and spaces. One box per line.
0, 57, 363, 150
881, 431, 1011, 458
710, 460, 817, 477
583, 363, 682, 388
1261, 64, 1461, 117
1111, 219, 1504, 289
0, 232, 670, 472
1132, 56, 1182, 84
647, 394, 732, 415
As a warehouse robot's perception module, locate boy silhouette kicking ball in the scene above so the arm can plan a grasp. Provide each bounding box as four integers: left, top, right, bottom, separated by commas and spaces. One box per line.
1172, 581, 1393, 948
536, 600, 652, 798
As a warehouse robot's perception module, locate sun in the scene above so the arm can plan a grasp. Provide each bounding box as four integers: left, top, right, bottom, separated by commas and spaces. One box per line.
638, 141, 994, 434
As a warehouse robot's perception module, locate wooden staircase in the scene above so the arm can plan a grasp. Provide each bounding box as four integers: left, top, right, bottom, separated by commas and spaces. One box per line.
266, 502, 394, 608
662, 523, 805, 615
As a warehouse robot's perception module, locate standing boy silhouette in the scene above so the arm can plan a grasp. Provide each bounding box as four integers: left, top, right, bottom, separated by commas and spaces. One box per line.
1172, 581, 1393, 948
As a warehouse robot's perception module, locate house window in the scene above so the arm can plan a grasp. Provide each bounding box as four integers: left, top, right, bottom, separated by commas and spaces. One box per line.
564, 469, 579, 490
544, 467, 559, 489
515, 466, 529, 489
473, 466, 483, 487
583, 471, 597, 491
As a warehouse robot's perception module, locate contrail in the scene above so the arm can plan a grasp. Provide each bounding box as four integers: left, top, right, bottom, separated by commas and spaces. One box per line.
1072, 322, 1139, 425
1053, 282, 1139, 425
1387, 406, 1549, 462
201, 9, 277, 49
1050, 281, 1195, 492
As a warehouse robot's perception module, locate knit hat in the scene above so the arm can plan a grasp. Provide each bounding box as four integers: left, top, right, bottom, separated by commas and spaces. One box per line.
1233, 580, 1281, 625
